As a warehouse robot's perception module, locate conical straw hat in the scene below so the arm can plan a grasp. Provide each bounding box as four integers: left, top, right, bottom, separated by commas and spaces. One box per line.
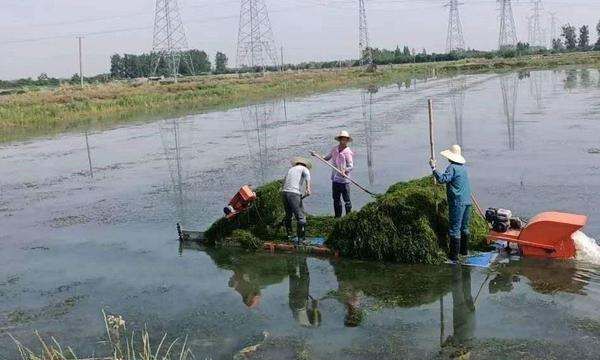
335, 130, 353, 141
292, 157, 312, 169
440, 144, 466, 164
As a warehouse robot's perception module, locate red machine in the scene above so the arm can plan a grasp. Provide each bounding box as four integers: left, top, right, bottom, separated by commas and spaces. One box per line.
487, 212, 588, 259
223, 185, 257, 219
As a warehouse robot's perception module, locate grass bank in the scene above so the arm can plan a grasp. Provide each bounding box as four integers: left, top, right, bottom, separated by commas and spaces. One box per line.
2, 51, 600, 143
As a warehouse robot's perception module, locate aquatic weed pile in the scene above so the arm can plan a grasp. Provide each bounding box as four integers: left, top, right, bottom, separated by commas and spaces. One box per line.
326, 177, 489, 264
204, 176, 488, 264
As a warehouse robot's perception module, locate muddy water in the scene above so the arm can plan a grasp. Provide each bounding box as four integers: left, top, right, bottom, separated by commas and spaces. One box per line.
1, 68, 600, 359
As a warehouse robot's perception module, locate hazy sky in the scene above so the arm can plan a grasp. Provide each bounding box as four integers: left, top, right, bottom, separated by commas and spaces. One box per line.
1, 0, 599, 79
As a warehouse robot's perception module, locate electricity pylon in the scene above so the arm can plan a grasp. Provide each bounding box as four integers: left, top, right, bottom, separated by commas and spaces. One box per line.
236, 0, 278, 70
359, 0, 373, 66
151, 0, 194, 79
498, 0, 518, 49
548, 12, 558, 47
445, 0, 466, 52
361, 86, 378, 185
530, 0, 545, 48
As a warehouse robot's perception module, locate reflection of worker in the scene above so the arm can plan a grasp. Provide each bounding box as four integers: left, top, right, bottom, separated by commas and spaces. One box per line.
337, 282, 364, 327
323, 130, 354, 218
282, 157, 312, 245
287, 256, 321, 327
228, 272, 261, 308
430, 145, 472, 262
447, 265, 475, 353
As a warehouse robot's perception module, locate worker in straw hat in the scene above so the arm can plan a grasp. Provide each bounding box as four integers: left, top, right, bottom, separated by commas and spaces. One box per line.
323, 130, 355, 218
282, 156, 312, 245
429, 144, 472, 262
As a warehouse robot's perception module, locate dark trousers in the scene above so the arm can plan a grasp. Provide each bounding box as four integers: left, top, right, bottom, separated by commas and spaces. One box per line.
332, 182, 352, 218
449, 204, 472, 259
282, 192, 306, 239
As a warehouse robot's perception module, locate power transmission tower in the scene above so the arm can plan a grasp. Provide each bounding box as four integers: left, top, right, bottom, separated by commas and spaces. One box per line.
500, 75, 519, 150
236, 0, 278, 70
548, 12, 558, 46
445, 0, 466, 52
151, 0, 194, 79
530, 0, 545, 48
498, 0, 518, 50
359, 0, 373, 65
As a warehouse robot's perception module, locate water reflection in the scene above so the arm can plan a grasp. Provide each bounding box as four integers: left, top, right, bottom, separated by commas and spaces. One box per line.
361, 86, 378, 186
240, 102, 281, 183
500, 74, 519, 150
529, 71, 544, 110
159, 119, 187, 223
443, 266, 475, 356
287, 256, 321, 327
84, 130, 94, 178
448, 77, 467, 147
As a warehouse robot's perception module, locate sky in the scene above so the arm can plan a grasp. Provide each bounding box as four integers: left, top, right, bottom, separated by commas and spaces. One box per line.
1, 0, 599, 80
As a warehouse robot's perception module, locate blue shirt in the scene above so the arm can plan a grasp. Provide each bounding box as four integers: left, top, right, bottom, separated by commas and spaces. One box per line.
433, 163, 472, 206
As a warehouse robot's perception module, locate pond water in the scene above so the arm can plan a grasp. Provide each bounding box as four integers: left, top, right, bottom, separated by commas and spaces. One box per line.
1, 68, 600, 359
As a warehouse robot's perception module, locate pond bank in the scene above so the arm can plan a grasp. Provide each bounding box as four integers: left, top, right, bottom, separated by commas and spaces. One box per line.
2, 51, 600, 143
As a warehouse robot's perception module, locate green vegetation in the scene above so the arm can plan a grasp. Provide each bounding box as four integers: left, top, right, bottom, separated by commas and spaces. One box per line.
327, 177, 488, 264
3, 51, 600, 143
204, 176, 488, 264
110, 49, 212, 78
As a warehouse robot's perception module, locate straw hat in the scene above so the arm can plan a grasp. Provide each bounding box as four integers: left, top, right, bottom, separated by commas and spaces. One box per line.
292, 156, 312, 169
440, 144, 466, 164
335, 130, 353, 142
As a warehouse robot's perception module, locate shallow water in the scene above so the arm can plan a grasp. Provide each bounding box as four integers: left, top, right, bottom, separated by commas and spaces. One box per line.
1, 68, 600, 359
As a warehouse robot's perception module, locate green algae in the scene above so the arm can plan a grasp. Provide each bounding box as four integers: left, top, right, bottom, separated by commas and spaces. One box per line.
204, 176, 488, 263
327, 177, 489, 264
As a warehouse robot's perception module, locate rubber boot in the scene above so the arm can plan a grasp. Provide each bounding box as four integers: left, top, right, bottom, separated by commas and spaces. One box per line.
334, 201, 343, 218
344, 202, 352, 215
285, 220, 293, 242
297, 224, 306, 245
449, 237, 460, 262
460, 233, 469, 256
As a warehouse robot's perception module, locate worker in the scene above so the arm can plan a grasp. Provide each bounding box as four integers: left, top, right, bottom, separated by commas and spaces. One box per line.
323, 130, 354, 218
429, 144, 472, 262
282, 157, 312, 245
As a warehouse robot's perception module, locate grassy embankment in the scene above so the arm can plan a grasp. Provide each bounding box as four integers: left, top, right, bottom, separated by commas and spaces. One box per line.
2, 51, 600, 143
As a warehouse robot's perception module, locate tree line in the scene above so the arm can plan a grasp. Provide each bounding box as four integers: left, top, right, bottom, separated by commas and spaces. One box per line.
552, 21, 600, 51
109, 50, 229, 78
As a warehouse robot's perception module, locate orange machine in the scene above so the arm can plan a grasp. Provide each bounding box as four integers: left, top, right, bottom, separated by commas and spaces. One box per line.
223, 185, 257, 219
487, 212, 587, 259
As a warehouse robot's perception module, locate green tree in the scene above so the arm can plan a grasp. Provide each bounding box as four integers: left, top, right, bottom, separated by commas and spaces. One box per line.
215, 52, 228, 73
552, 38, 565, 51
402, 46, 411, 56
70, 73, 81, 84
561, 24, 578, 50
578, 25, 590, 50
595, 20, 600, 49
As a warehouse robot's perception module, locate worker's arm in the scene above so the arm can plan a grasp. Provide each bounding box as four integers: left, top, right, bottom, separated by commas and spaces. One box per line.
304, 168, 312, 196
344, 151, 354, 175
323, 147, 333, 161
433, 165, 454, 184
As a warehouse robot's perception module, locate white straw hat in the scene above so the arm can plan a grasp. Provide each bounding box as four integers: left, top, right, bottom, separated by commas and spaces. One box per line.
335, 130, 353, 141
440, 144, 466, 164
292, 157, 312, 169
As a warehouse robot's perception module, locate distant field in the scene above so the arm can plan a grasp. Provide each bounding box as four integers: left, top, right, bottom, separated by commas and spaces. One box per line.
1, 51, 600, 143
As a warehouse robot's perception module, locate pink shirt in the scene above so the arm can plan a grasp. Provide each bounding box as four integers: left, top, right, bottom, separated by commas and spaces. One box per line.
324, 146, 354, 184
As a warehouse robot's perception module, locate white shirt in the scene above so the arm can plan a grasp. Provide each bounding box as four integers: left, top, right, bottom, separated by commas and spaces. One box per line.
282, 165, 311, 195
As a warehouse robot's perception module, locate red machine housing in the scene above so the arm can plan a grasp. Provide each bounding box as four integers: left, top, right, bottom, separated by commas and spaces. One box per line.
225, 185, 257, 219
487, 212, 587, 259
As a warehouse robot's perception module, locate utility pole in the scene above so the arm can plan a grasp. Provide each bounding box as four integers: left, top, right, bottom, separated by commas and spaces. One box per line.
237, 0, 278, 71
358, 0, 373, 66
151, 0, 194, 80
280, 46, 284, 72
498, 0, 518, 50
445, 0, 466, 52
77, 36, 84, 88
530, 0, 545, 48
